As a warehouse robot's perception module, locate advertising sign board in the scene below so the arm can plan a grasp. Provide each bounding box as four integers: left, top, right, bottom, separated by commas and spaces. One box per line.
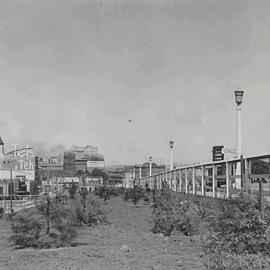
87, 160, 105, 169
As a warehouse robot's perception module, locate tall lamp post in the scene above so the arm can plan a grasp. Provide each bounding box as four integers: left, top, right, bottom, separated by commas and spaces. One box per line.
234, 89, 244, 189
10, 168, 13, 214
169, 140, 174, 170
149, 156, 152, 190
149, 156, 152, 177
235, 90, 244, 158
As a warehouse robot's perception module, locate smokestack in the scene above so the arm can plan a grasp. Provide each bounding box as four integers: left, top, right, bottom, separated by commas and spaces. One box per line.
0, 137, 4, 156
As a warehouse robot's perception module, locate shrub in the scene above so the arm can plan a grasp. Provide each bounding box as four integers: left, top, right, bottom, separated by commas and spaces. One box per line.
204, 194, 270, 269
85, 198, 107, 225
95, 186, 125, 200
0, 207, 4, 218
68, 194, 107, 226
124, 190, 130, 201
68, 182, 78, 199
152, 190, 200, 236
9, 200, 77, 248
123, 187, 146, 206
206, 194, 270, 255
205, 249, 270, 270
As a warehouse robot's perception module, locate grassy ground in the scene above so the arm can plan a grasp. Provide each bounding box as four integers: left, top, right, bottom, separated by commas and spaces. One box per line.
0, 196, 205, 270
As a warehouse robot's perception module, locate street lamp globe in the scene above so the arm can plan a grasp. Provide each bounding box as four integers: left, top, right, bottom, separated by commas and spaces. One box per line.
234, 90, 244, 106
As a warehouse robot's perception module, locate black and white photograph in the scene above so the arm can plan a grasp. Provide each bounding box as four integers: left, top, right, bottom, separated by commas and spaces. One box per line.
0, 0, 270, 269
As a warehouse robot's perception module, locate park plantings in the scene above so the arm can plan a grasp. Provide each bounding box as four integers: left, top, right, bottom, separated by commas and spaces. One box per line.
204, 194, 270, 269
68, 193, 107, 226
95, 186, 124, 200
9, 198, 77, 249
68, 182, 78, 199
123, 186, 146, 206
152, 190, 201, 236
9, 191, 108, 249
151, 189, 270, 269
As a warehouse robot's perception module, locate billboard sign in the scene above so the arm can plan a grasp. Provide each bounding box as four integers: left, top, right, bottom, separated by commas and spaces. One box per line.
0, 145, 35, 180
212, 145, 224, 161
87, 160, 105, 169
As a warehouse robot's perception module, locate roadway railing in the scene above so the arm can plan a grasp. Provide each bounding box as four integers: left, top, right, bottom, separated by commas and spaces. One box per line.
136, 154, 270, 199
0, 195, 42, 214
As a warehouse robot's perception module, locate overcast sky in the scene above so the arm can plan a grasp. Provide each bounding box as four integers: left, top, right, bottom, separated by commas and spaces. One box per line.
0, 0, 270, 165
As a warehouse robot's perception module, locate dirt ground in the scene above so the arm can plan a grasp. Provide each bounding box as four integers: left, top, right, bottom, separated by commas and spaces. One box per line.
0, 196, 205, 270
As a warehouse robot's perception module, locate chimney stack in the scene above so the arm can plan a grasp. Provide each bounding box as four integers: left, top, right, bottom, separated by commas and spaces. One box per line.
0, 137, 4, 156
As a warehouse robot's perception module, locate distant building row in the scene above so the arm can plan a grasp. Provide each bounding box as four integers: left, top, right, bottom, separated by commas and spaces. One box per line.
63, 145, 105, 174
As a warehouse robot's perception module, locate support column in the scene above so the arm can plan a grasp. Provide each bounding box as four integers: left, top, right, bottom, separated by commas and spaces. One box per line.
259, 179, 264, 214
246, 159, 251, 192
174, 170, 177, 191
226, 161, 230, 199
162, 173, 165, 189
243, 158, 249, 191
185, 168, 188, 194
212, 164, 216, 198
179, 170, 182, 192
192, 167, 195, 195
201, 166, 205, 196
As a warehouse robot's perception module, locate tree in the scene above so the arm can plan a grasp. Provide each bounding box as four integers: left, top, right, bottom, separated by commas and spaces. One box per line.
76, 170, 84, 177
10, 199, 77, 248
79, 176, 88, 209
69, 182, 78, 199
251, 160, 269, 174
90, 168, 108, 179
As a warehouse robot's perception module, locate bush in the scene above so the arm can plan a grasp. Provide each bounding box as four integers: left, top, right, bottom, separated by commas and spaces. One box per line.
124, 190, 130, 201
95, 186, 125, 200
205, 249, 270, 270
123, 187, 146, 206
206, 194, 270, 255
68, 182, 78, 199
10, 200, 77, 248
68, 194, 107, 226
152, 190, 200, 236
151, 190, 270, 268
204, 194, 270, 269
0, 207, 4, 218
